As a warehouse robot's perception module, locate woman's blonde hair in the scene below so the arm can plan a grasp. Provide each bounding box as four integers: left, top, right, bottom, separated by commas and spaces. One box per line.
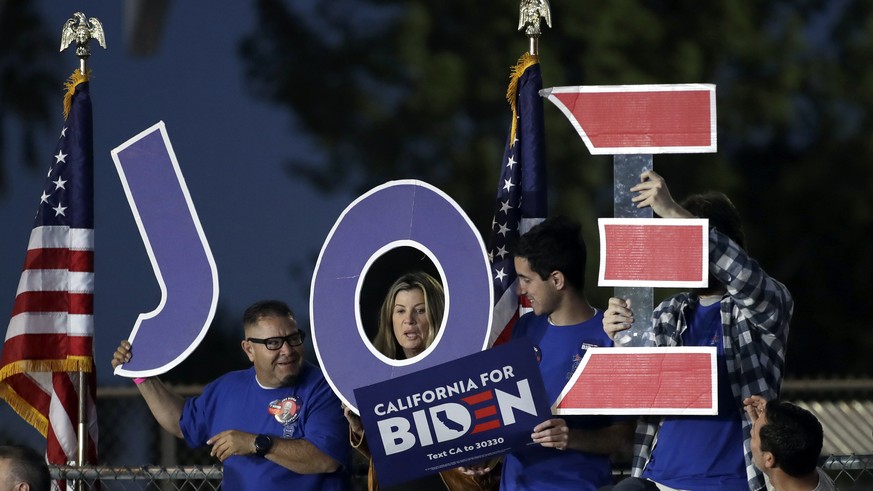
372, 271, 444, 359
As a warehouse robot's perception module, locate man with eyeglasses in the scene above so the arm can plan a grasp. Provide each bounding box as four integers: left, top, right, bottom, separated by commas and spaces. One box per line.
112, 300, 351, 490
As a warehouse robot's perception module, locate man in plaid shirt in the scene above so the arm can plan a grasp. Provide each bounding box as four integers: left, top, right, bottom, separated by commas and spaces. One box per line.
602, 171, 793, 491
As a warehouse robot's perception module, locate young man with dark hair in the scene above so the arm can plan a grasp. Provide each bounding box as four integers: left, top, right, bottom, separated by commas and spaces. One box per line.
745, 396, 836, 491
112, 300, 351, 490
603, 171, 793, 491
0, 445, 50, 491
471, 216, 633, 490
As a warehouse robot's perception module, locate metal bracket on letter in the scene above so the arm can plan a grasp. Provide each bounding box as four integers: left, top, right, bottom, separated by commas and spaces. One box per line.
613, 154, 653, 346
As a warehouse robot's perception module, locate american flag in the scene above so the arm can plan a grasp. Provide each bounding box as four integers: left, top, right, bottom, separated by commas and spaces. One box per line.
488, 53, 548, 346
0, 70, 98, 472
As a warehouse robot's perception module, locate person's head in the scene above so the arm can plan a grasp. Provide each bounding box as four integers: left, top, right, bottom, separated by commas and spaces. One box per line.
240, 300, 304, 387
681, 191, 745, 250
682, 192, 744, 294
751, 400, 823, 478
512, 216, 587, 316
372, 271, 444, 360
0, 445, 50, 491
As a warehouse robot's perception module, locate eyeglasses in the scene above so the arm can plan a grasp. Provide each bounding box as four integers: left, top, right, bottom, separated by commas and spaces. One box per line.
247, 331, 306, 350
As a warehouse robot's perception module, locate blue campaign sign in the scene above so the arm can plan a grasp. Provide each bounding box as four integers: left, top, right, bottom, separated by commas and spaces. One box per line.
110, 122, 219, 377
354, 339, 550, 487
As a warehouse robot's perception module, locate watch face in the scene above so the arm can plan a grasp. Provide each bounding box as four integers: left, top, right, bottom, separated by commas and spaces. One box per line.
255, 434, 272, 455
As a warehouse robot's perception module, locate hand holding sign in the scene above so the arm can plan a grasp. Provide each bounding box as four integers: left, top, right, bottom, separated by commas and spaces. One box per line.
458, 461, 495, 478
630, 170, 693, 219
110, 340, 133, 370
531, 418, 571, 451
342, 404, 364, 437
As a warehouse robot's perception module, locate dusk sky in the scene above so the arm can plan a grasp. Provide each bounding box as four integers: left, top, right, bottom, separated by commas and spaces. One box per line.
1, 1, 357, 442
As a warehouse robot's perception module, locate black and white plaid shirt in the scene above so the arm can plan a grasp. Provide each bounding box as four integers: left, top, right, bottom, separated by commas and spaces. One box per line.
631, 228, 793, 491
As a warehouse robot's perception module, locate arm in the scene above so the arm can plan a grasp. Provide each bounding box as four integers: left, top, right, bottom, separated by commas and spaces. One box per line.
531, 417, 634, 456
207, 430, 341, 474
268, 436, 341, 473
709, 228, 793, 334
111, 340, 185, 438
136, 378, 185, 438
258, 375, 350, 474
632, 170, 792, 334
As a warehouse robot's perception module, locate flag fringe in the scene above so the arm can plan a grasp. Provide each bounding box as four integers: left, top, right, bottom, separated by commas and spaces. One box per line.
506, 52, 539, 147
0, 383, 49, 437
0, 357, 95, 381
63, 69, 89, 120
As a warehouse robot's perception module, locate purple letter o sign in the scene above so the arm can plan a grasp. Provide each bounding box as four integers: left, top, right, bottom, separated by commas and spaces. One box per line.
311, 180, 493, 411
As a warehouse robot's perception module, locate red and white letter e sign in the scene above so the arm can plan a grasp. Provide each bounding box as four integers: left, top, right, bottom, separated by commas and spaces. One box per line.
541, 84, 716, 154
598, 218, 709, 288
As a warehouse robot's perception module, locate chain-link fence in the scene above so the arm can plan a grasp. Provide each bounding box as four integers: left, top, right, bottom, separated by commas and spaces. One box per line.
823, 454, 873, 489
51, 465, 222, 491
48, 455, 873, 490
97, 386, 215, 468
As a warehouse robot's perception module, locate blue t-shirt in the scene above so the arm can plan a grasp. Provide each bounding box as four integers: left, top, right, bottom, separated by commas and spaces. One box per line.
501, 310, 616, 491
180, 362, 351, 490
641, 301, 746, 491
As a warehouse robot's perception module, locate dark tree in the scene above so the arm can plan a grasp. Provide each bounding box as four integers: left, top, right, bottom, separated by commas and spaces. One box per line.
0, 0, 59, 191
238, 0, 873, 376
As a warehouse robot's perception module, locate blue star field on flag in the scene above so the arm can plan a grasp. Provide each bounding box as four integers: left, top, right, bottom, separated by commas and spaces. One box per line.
488, 54, 548, 346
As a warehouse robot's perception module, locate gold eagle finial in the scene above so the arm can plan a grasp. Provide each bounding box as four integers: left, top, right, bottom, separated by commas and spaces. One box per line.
60, 12, 107, 58
518, 0, 552, 38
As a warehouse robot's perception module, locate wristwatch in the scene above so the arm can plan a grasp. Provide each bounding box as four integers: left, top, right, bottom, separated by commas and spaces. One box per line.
254, 434, 273, 457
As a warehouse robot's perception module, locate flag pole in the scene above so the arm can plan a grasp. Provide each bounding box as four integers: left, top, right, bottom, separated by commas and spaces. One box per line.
60, 12, 105, 490
77, 374, 86, 484
518, 0, 552, 56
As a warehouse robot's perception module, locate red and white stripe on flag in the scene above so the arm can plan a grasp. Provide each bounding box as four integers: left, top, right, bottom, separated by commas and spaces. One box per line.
1, 226, 99, 464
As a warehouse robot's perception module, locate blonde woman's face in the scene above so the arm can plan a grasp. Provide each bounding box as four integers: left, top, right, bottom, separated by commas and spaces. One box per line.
392, 288, 429, 359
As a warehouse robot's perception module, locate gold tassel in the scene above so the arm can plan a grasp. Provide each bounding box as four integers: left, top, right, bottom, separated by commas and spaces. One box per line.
0, 357, 94, 381
0, 383, 50, 437
0, 356, 94, 436
506, 53, 539, 148
63, 69, 90, 120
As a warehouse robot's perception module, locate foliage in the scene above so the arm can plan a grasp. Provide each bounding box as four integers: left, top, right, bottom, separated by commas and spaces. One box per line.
241, 0, 873, 376
0, 0, 59, 191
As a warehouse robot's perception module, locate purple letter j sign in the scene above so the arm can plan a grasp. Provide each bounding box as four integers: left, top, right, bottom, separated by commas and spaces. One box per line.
111, 121, 219, 378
